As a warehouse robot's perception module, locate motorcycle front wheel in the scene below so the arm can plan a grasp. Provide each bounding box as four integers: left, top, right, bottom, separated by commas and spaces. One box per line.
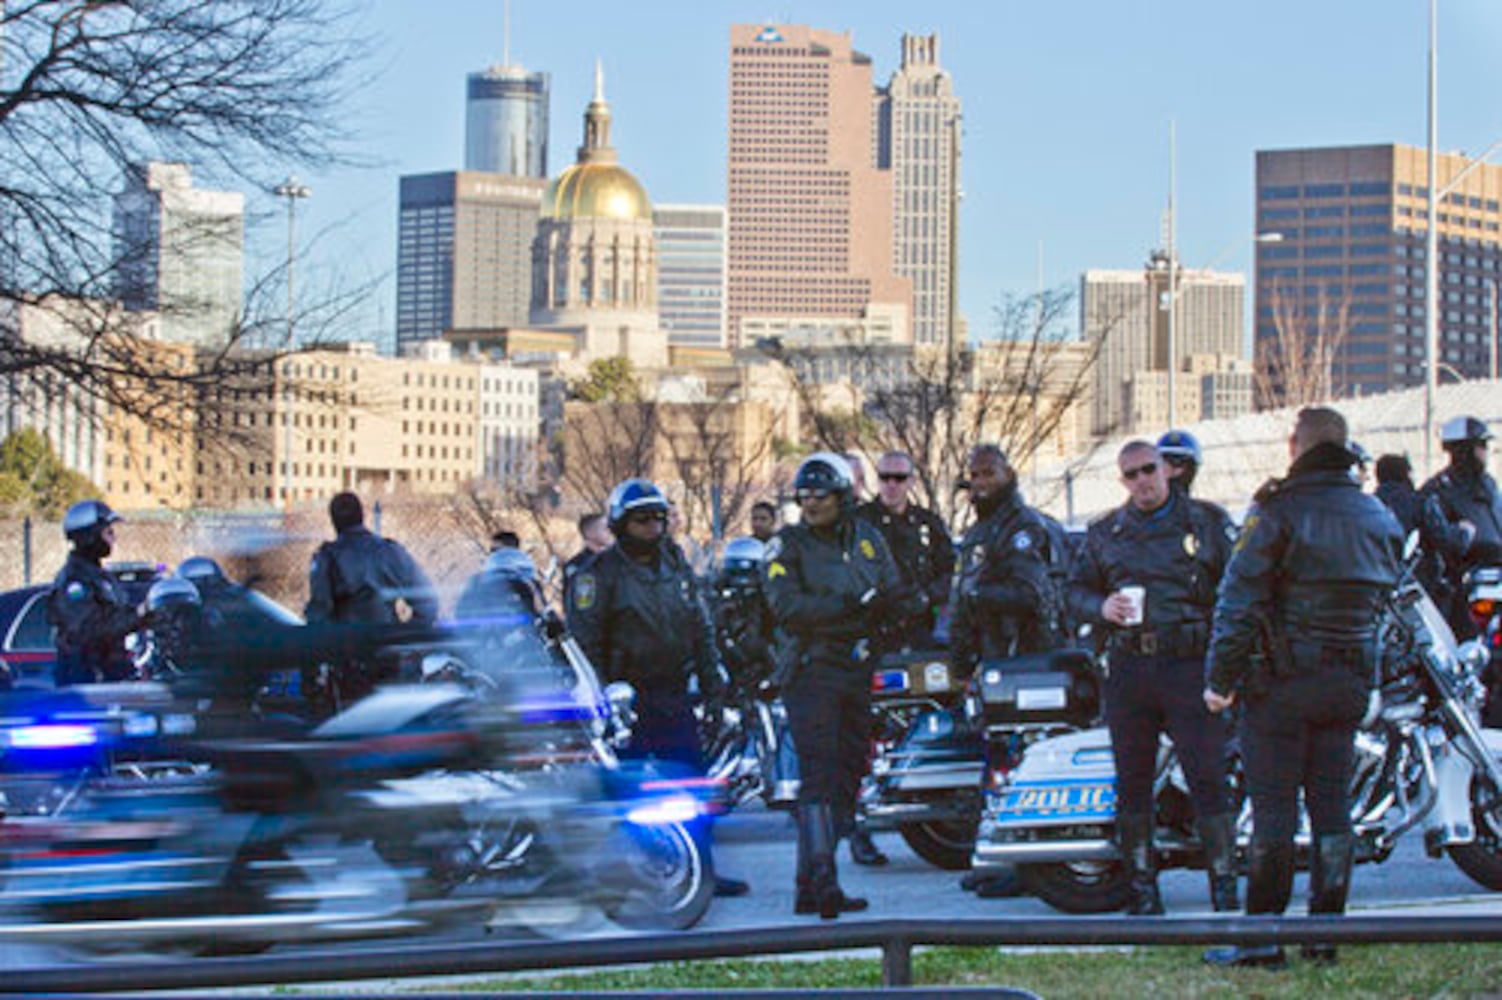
898, 819, 977, 871
1447, 773, 1502, 890
602, 820, 713, 931
1017, 860, 1133, 914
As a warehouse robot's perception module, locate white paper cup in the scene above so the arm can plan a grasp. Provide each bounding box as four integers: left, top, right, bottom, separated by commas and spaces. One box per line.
1120, 586, 1146, 626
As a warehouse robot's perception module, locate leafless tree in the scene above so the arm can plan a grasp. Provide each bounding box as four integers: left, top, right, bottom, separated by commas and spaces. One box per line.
0, 1, 368, 429
560, 399, 661, 512
1253, 283, 1352, 409
658, 387, 780, 540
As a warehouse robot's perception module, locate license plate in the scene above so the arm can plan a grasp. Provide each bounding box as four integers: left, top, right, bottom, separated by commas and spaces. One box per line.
994, 781, 1115, 822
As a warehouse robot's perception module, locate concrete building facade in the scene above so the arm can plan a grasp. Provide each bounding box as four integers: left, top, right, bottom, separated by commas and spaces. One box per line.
876, 33, 961, 349
1255, 143, 1502, 402
654, 204, 728, 350
113, 162, 244, 347
726, 24, 912, 349
395, 171, 548, 352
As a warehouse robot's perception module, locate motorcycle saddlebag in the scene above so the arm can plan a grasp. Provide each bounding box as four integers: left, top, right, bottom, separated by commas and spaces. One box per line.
974, 649, 1099, 728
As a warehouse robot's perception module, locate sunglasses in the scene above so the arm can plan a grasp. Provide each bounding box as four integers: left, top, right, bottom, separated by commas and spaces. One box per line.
796, 488, 834, 502
1122, 462, 1158, 481
878, 472, 911, 483
627, 511, 667, 524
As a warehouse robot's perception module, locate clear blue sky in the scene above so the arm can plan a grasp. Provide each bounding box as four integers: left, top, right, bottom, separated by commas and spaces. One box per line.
274, 0, 1502, 347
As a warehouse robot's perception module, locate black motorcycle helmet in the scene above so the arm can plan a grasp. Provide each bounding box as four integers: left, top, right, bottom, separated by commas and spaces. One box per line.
62, 499, 122, 560
719, 536, 766, 588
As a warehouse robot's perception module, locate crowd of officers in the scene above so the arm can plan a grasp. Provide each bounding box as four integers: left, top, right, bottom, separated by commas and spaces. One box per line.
41, 408, 1502, 957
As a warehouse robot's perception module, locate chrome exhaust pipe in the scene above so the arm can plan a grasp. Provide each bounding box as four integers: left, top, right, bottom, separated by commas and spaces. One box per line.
970, 837, 1120, 869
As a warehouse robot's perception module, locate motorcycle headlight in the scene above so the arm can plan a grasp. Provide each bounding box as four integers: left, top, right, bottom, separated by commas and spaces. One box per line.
626, 794, 701, 826
4, 723, 99, 750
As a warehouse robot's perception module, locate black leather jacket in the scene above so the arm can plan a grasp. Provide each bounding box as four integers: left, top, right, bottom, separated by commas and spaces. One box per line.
47, 554, 140, 684
1207, 444, 1404, 697
763, 514, 902, 669
568, 542, 720, 696
305, 526, 438, 626
950, 490, 1057, 669
1422, 464, 1502, 571
855, 498, 955, 635
1070, 490, 1236, 654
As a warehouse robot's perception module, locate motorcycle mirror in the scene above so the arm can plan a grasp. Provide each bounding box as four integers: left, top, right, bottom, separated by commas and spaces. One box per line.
605, 681, 636, 715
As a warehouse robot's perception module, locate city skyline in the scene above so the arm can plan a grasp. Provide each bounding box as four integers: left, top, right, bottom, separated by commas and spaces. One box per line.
248, 2, 1502, 351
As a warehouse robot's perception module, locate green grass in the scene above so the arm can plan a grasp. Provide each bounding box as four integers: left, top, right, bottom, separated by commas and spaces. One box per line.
410, 944, 1502, 998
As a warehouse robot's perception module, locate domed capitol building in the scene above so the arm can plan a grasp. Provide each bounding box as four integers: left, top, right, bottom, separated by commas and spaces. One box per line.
529, 64, 667, 369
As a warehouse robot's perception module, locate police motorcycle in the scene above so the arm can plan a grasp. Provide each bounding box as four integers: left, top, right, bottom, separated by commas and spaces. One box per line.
698, 537, 800, 812
968, 535, 1502, 914
1466, 566, 1502, 722
0, 569, 714, 953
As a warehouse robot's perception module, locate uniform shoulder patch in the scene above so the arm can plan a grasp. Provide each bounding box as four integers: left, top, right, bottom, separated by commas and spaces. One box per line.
859, 538, 877, 560
574, 572, 597, 610
767, 561, 788, 579
1232, 513, 1260, 554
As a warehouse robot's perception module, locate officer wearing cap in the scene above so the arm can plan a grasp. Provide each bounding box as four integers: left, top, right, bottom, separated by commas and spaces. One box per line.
764, 452, 912, 919
1204, 407, 1402, 968
1422, 416, 1502, 635
47, 500, 141, 686
1070, 439, 1239, 916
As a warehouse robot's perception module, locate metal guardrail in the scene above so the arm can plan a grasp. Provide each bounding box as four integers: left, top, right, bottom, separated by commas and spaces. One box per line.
5, 914, 1502, 994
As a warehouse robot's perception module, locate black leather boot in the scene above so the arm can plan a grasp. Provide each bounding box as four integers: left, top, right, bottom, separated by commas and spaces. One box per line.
802, 803, 867, 919
794, 807, 816, 914
1118, 812, 1164, 916
849, 828, 889, 866
1301, 833, 1354, 965
1199, 813, 1240, 913
1203, 836, 1292, 969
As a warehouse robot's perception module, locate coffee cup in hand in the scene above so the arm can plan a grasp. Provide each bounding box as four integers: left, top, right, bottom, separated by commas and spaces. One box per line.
1119, 585, 1145, 626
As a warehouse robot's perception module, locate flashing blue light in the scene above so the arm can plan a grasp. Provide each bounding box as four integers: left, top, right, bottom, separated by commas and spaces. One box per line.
6, 723, 100, 750
625, 795, 701, 826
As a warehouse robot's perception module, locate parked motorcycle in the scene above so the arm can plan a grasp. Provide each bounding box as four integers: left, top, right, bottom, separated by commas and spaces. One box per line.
969, 564, 1502, 914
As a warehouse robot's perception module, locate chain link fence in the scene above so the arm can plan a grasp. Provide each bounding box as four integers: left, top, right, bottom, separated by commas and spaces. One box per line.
0, 495, 587, 613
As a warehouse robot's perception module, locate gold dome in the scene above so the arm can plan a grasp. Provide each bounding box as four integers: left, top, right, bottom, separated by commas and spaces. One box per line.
540, 162, 651, 222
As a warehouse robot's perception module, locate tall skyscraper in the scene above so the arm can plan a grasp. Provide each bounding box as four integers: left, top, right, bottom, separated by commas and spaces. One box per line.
395, 171, 547, 352
876, 33, 961, 349
726, 24, 912, 349
654, 204, 727, 349
465, 64, 549, 178
113, 162, 244, 346
1082, 253, 1245, 435
1255, 144, 1502, 402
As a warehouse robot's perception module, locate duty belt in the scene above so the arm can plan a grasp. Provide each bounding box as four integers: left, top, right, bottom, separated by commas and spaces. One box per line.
1110, 622, 1210, 658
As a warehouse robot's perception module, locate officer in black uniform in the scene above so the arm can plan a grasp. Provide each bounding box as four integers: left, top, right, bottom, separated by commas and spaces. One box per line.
1157, 429, 1203, 496
1204, 407, 1402, 968
712, 536, 777, 690
950, 444, 1059, 674
1069, 439, 1238, 916
1421, 416, 1502, 636
764, 452, 911, 919
47, 500, 140, 686
567, 478, 746, 898
305, 492, 438, 702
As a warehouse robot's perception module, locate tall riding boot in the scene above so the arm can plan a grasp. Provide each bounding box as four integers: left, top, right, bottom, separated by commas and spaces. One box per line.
834, 787, 888, 868
1301, 833, 1354, 965
800, 803, 867, 920
1203, 836, 1292, 969
1118, 812, 1164, 916
1199, 813, 1240, 913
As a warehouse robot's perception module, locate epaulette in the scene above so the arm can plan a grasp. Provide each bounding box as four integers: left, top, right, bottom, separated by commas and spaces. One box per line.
1252, 477, 1283, 505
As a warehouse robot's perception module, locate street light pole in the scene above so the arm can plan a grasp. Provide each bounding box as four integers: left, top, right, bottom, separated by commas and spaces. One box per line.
274, 176, 311, 510
1166, 121, 1178, 428
1424, 0, 1440, 475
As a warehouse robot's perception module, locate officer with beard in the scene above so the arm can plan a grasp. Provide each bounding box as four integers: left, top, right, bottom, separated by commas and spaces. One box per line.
47, 500, 141, 686
1422, 416, 1502, 636
950, 445, 1059, 674
568, 477, 746, 898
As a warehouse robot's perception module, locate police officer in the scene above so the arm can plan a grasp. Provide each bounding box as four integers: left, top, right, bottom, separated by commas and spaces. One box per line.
305, 492, 438, 701
568, 478, 746, 898
857, 450, 954, 648
764, 453, 910, 919
1069, 440, 1238, 916
1157, 429, 1203, 496
1204, 407, 1402, 968
749, 501, 779, 543
1421, 416, 1502, 636
712, 537, 776, 690
1374, 454, 1424, 534
47, 500, 140, 686
950, 444, 1059, 674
